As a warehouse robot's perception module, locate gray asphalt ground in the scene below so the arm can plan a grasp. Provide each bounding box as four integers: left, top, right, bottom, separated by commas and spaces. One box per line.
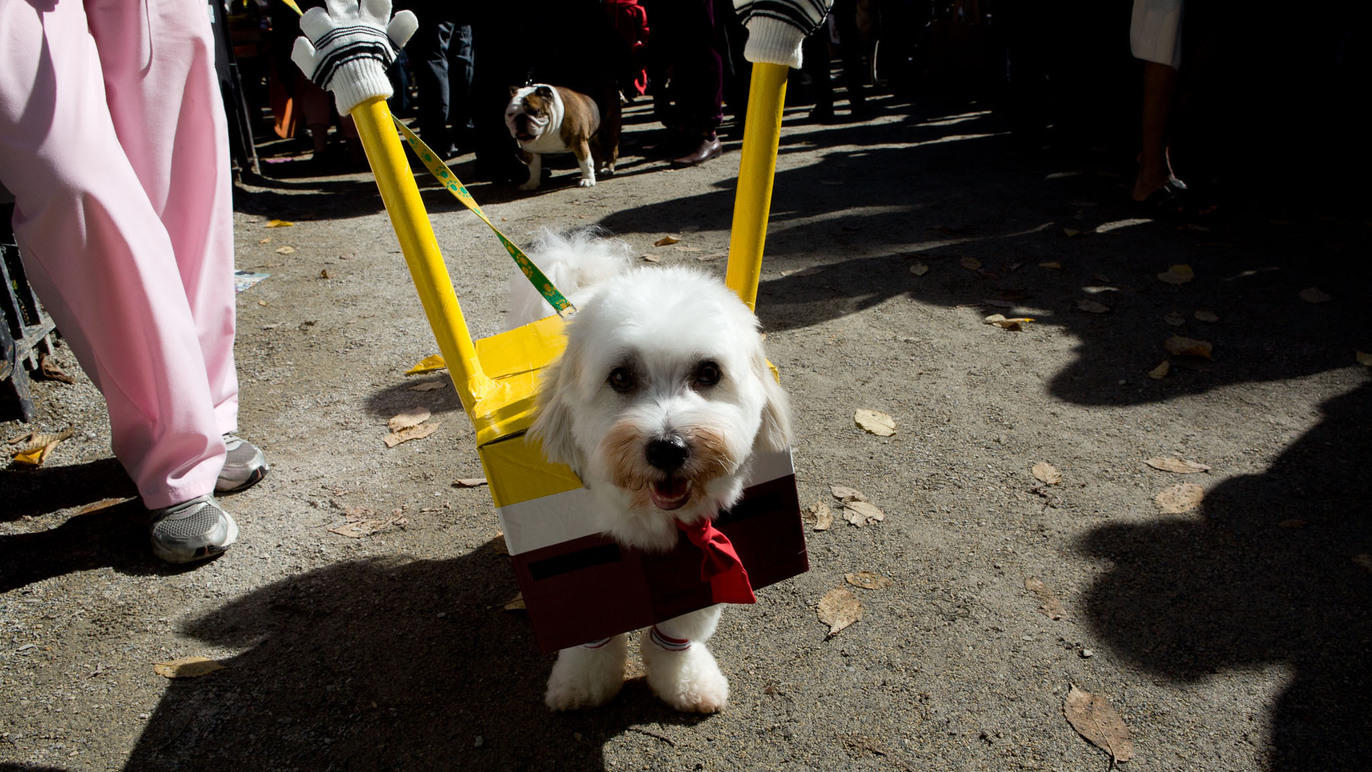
2, 91, 1370, 771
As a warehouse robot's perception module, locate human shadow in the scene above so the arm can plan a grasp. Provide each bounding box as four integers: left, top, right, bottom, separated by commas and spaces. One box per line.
0, 496, 169, 593
125, 540, 708, 769
1076, 382, 1372, 769
0, 457, 135, 521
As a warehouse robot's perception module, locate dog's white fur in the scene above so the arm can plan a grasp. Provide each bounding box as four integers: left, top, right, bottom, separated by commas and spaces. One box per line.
509, 229, 792, 712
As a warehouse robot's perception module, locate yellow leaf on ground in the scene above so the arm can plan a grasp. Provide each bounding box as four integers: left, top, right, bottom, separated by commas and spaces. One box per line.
1024, 577, 1065, 620
1032, 462, 1062, 485
265, 219, 294, 228
384, 422, 439, 448
1148, 360, 1170, 379
854, 408, 896, 436
1157, 264, 1194, 284
817, 587, 862, 636
1155, 483, 1205, 513
504, 593, 526, 611
405, 354, 447, 375
653, 235, 680, 246
985, 314, 1034, 331
154, 657, 225, 679
845, 571, 893, 590
387, 408, 432, 433
9, 429, 74, 468
1145, 457, 1211, 474
1064, 685, 1135, 763
1165, 335, 1212, 359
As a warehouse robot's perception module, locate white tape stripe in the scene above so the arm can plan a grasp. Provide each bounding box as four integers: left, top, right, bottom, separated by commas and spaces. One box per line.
498, 449, 795, 556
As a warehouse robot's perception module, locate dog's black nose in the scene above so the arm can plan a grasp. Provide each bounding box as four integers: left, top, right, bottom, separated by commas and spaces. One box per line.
645, 436, 689, 471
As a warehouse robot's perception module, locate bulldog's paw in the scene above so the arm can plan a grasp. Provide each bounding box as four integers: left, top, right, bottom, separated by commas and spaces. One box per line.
577, 177, 596, 188
517, 178, 540, 191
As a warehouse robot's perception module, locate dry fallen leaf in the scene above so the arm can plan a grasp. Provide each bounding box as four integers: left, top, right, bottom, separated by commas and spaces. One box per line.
806, 500, 834, 531
843, 500, 885, 527
959, 256, 983, 271
387, 408, 432, 433
984, 314, 1035, 331
640, 253, 660, 263
153, 657, 225, 679
1155, 483, 1205, 513
1038, 261, 1063, 270
1165, 335, 1213, 359
653, 235, 680, 247
1076, 299, 1110, 314
854, 408, 896, 437
1298, 287, 1332, 304
1062, 227, 1081, 238
329, 506, 408, 537
265, 219, 294, 228
274, 246, 296, 255
1194, 309, 1220, 323
1148, 360, 1170, 380
830, 484, 867, 503
504, 593, 526, 611
1144, 457, 1211, 474
1023, 577, 1065, 620
1064, 685, 1135, 763
10, 428, 74, 467
37, 354, 75, 384
319, 269, 330, 279
408, 380, 446, 392
1032, 462, 1062, 485
845, 571, 893, 590
817, 587, 862, 636
405, 354, 447, 375
909, 262, 930, 277
1157, 264, 1194, 285
384, 422, 439, 448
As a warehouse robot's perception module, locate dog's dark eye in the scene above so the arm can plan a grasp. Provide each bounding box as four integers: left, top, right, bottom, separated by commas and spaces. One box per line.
608, 367, 636, 394
692, 360, 722, 388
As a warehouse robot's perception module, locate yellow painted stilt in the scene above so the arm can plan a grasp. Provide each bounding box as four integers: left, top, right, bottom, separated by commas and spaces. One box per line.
349, 96, 496, 413
726, 62, 790, 310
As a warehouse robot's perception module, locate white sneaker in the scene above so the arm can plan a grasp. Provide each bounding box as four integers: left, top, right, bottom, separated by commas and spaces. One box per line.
216, 434, 269, 494
148, 494, 238, 564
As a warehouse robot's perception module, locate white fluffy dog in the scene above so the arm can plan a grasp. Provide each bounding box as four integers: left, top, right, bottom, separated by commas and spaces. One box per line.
508, 230, 792, 713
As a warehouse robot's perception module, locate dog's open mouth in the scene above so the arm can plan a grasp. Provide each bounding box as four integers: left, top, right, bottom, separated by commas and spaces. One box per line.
649, 478, 691, 510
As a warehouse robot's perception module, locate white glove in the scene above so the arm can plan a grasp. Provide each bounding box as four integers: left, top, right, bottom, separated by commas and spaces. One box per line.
291, 0, 419, 115
733, 0, 834, 69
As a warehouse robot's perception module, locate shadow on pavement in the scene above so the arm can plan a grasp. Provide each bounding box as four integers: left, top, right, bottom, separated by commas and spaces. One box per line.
1076, 383, 1372, 769
125, 540, 707, 769
0, 497, 171, 593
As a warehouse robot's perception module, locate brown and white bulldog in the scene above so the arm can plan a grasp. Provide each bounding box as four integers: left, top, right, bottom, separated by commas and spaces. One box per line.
505, 84, 620, 191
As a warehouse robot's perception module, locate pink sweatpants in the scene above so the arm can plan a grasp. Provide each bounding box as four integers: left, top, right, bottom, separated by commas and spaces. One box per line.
0, 0, 237, 509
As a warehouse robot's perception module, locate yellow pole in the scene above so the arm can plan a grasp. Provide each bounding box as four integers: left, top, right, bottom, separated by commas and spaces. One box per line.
726, 62, 790, 311
349, 96, 495, 412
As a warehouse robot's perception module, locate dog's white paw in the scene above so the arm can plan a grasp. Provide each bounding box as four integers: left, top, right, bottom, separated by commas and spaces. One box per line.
577, 177, 596, 188
544, 640, 627, 711
642, 641, 729, 713
518, 179, 540, 191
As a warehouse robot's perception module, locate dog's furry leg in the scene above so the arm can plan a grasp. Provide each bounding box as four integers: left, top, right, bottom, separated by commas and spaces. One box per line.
573, 138, 596, 187
519, 151, 542, 191
641, 605, 728, 713
545, 633, 629, 710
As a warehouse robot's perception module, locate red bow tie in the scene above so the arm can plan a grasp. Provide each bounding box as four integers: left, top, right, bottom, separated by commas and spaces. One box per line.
676, 518, 757, 605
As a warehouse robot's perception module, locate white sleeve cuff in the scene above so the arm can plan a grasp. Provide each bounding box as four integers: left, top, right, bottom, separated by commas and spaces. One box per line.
330, 59, 394, 115
742, 16, 808, 68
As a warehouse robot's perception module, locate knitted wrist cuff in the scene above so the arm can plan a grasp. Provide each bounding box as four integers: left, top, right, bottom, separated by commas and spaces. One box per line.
742, 16, 809, 68
330, 59, 394, 115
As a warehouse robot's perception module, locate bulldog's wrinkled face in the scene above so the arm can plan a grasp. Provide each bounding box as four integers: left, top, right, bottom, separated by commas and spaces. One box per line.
506, 86, 555, 143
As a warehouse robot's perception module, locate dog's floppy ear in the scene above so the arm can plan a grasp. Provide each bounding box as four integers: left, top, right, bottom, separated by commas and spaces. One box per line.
509, 85, 520, 97
752, 350, 794, 453
529, 354, 584, 472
